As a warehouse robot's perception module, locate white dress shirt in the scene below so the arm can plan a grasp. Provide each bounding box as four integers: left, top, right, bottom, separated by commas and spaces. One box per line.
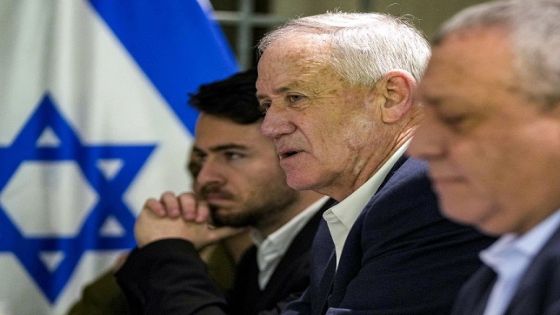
251, 196, 330, 289
481, 209, 560, 315
323, 141, 410, 268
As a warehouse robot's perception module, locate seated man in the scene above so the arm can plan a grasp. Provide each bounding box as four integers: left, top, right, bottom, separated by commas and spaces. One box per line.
116, 70, 332, 314
410, 0, 560, 314
256, 12, 495, 314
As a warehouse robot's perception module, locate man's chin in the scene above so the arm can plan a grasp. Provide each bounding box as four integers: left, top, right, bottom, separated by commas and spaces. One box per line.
211, 217, 251, 228
210, 211, 254, 228
285, 175, 316, 191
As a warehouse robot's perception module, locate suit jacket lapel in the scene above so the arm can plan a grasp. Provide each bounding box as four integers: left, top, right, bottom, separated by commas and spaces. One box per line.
328, 212, 364, 307
325, 157, 409, 309
452, 265, 497, 315
264, 199, 335, 304
311, 219, 337, 315
316, 252, 336, 315
505, 224, 560, 314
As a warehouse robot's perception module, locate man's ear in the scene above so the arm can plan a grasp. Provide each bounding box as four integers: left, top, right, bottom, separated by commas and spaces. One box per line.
377, 70, 416, 124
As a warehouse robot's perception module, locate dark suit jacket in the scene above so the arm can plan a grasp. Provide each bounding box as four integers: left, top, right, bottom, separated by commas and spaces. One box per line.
68, 242, 237, 315
452, 220, 560, 315
283, 156, 495, 315
115, 199, 334, 315
229, 198, 336, 315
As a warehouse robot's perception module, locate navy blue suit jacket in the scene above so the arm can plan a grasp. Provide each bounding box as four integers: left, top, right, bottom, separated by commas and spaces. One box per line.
452, 219, 560, 315
283, 156, 495, 314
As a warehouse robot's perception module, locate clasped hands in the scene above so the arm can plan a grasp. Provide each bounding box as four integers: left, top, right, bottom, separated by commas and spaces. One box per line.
134, 191, 245, 249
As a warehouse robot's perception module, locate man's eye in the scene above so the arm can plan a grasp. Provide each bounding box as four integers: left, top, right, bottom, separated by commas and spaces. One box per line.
224, 152, 244, 160
287, 94, 304, 103
188, 161, 202, 178
442, 115, 466, 125
259, 101, 271, 114
440, 114, 472, 132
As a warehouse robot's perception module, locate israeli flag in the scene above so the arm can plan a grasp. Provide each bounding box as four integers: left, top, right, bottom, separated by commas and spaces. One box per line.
0, 1, 237, 314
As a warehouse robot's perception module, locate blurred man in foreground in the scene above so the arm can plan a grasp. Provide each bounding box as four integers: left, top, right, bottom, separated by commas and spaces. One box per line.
410, 0, 560, 314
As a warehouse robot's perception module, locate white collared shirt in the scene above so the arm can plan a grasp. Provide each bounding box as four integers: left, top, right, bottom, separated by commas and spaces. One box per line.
322, 141, 410, 268
251, 196, 330, 289
481, 209, 560, 315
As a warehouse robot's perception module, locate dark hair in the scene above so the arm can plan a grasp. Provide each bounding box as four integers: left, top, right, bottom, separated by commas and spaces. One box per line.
188, 69, 262, 124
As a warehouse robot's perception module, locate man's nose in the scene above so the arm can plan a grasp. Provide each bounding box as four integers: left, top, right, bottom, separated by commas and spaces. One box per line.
195, 158, 226, 188
260, 105, 296, 140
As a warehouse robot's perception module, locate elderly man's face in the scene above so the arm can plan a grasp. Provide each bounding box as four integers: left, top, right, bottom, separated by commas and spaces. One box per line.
257, 35, 384, 200
409, 27, 560, 235
189, 114, 299, 228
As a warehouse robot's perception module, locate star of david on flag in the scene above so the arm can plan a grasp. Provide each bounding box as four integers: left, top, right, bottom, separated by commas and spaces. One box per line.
0, 1, 237, 314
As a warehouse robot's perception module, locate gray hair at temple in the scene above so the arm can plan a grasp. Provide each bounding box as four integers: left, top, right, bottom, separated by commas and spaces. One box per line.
434, 0, 560, 106
258, 12, 431, 86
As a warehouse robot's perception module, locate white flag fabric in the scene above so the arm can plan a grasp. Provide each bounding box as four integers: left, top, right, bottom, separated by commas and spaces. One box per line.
0, 0, 237, 314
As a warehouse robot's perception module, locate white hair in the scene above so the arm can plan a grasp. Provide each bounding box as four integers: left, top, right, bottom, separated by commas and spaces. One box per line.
436, 0, 560, 106
258, 12, 431, 86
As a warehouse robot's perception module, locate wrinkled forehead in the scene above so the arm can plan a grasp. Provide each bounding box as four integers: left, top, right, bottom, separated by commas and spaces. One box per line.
258, 34, 331, 72
262, 31, 331, 55
256, 39, 342, 95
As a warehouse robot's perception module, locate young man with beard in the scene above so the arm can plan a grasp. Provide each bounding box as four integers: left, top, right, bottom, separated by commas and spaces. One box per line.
116, 70, 331, 315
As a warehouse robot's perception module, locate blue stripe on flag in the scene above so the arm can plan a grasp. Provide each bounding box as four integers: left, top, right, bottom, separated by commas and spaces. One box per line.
88, 0, 238, 135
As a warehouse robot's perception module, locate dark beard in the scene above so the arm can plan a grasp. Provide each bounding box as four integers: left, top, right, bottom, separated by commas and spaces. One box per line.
201, 182, 300, 229
209, 194, 299, 229
209, 204, 260, 227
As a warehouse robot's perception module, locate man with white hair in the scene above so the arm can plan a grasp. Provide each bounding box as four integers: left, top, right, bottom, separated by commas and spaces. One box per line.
254, 11, 493, 315
410, 0, 560, 314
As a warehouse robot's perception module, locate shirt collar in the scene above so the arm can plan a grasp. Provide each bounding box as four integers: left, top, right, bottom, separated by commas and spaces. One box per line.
323, 141, 410, 268
251, 196, 330, 289
481, 209, 560, 270
327, 140, 411, 228
517, 209, 560, 256
252, 196, 329, 248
